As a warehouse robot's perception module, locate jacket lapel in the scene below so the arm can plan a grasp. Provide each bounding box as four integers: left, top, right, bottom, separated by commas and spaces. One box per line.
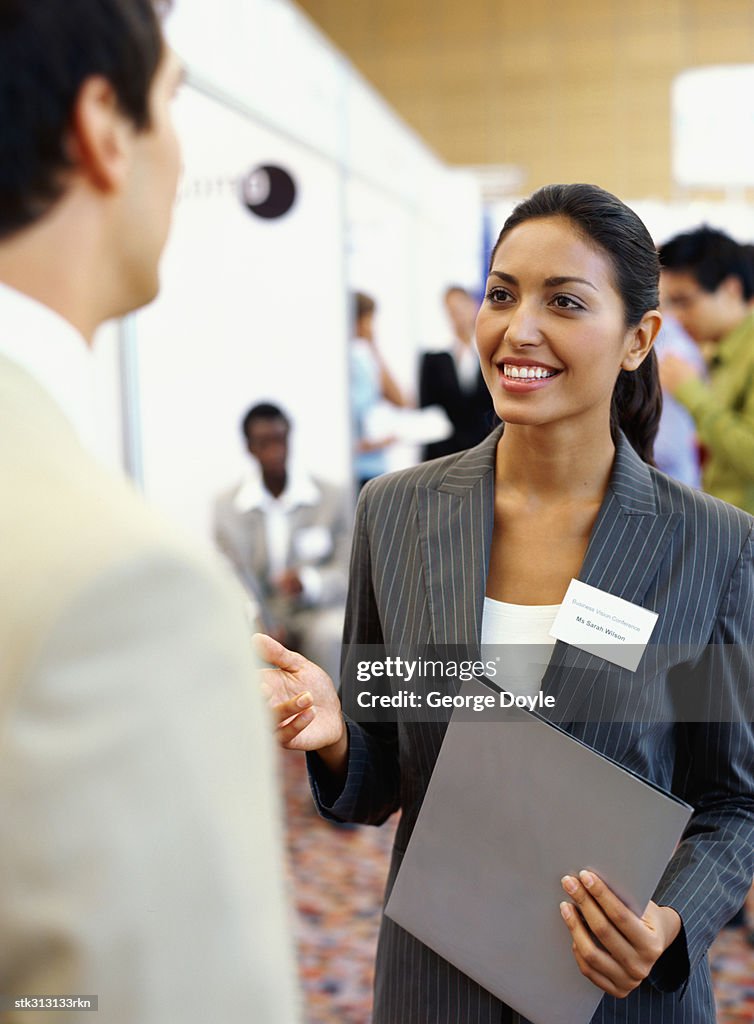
539, 436, 682, 726
417, 428, 499, 654
418, 429, 681, 723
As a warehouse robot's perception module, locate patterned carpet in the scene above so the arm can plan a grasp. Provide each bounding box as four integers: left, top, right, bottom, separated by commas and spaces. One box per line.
281, 751, 754, 1023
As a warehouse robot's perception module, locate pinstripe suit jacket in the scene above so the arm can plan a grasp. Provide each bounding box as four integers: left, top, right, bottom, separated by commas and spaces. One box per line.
309, 425, 754, 1023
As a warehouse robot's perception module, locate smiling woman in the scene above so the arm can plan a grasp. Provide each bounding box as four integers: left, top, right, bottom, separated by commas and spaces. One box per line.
477, 184, 663, 465
259, 183, 754, 1024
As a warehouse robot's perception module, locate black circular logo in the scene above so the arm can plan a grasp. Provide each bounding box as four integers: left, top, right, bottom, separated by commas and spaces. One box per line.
241, 165, 296, 219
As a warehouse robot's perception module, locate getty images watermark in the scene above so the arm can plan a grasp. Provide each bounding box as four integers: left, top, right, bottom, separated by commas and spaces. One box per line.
340, 644, 754, 724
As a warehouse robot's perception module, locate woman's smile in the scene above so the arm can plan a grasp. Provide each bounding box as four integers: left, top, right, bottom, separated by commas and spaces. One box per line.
476, 215, 644, 431
499, 357, 563, 392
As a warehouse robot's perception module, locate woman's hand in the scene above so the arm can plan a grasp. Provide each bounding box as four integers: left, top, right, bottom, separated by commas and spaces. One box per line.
253, 633, 347, 761
559, 870, 682, 998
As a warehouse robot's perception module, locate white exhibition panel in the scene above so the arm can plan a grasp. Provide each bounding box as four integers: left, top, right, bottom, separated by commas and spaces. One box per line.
132, 85, 350, 543
118, 0, 484, 539
489, 197, 754, 259
167, 0, 346, 166
673, 65, 754, 190
634, 199, 754, 246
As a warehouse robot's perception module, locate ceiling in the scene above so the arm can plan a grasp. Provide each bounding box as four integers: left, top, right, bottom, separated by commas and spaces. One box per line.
294, 0, 754, 199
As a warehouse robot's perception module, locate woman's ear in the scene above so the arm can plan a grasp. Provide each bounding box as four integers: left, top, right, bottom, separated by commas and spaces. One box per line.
67, 75, 133, 192
622, 309, 662, 372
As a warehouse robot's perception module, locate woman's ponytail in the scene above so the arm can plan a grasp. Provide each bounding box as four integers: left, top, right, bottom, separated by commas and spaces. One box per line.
610, 349, 663, 465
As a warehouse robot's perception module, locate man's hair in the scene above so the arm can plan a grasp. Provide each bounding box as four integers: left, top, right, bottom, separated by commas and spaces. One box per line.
0, 0, 167, 239
658, 226, 754, 301
241, 402, 290, 442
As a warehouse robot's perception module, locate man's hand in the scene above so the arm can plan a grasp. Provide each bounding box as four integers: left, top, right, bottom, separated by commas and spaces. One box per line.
559, 870, 682, 998
658, 353, 701, 396
273, 569, 304, 598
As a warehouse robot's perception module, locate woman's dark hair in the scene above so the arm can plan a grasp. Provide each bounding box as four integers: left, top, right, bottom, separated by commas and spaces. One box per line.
0, 0, 167, 239
353, 291, 376, 323
490, 183, 662, 465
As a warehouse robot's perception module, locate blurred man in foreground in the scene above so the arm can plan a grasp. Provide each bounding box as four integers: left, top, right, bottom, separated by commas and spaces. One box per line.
0, 3, 299, 1021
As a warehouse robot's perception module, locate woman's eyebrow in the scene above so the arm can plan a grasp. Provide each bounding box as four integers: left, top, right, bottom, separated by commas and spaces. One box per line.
488, 271, 597, 291
544, 275, 598, 291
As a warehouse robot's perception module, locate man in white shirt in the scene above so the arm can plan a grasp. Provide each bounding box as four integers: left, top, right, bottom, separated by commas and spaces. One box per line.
214, 403, 349, 682
0, 3, 299, 1022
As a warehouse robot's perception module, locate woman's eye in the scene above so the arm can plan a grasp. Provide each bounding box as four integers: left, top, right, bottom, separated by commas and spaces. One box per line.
486, 287, 513, 303
551, 294, 583, 310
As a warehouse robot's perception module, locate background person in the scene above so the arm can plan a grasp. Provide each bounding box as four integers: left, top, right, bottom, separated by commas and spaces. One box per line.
418, 285, 495, 460
214, 401, 349, 682
0, 3, 299, 1021
652, 315, 705, 488
351, 291, 407, 490
259, 184, 754, 1023
659, 226, 754, 514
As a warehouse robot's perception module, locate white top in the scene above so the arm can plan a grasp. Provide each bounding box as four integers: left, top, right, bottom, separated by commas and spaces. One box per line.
481, 596, 560, 698
0, 282, 97, 451
233, 463, 324, 599
452, 337, 480, 392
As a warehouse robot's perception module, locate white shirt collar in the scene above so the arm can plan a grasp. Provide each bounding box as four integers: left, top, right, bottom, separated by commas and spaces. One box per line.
0, 282, 97, 447
233, 462, 321, 513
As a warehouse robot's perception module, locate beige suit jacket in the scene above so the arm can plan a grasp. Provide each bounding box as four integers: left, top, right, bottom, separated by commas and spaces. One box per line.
0, 355, 299, 1022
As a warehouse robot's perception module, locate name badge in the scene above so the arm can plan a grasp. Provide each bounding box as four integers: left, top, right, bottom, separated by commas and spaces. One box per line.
549, 579, 658, 672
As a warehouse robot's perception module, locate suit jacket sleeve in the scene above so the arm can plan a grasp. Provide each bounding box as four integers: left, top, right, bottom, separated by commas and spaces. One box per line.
308, 485, 401, 824
675, 374, 754, 482
213, 498, 269, 619
0, 549, 300, 1023
299, 488, 351, 609
213, 497, 240, 567
651, 523, 754, 991
418, 352, 434, 409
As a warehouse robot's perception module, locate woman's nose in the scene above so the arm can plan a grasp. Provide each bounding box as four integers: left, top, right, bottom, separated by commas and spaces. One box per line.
504, 302, 543, 346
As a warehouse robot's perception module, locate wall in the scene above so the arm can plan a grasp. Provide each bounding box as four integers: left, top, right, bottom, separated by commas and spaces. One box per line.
295, 0, 754, 200
114, 0, 483, 542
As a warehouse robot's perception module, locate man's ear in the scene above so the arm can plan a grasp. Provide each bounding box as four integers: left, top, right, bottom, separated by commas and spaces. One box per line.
68, 76, 133, 192
622, 309, 662, 372
719, 274, 744, 303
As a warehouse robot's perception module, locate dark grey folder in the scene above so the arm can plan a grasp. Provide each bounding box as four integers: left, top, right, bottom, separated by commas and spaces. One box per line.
385, 677, 693, 1024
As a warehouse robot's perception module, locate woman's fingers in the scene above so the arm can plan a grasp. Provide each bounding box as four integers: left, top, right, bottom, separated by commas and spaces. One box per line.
569, 921, 635, 999
254, 635, 342, 750
570, 870, 665, 966
561, 874, 639, 967
560, 871, 664, 996
560, 899, 646, 997
253, 631, 302, 673
559, 901, 632, 995
271, 690, 313, 727
573, 871, 649, 949
275, 706, 317, 747
269, 690, 319, 748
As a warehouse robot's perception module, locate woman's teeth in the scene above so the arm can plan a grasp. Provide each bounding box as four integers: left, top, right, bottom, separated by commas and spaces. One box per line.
503, 365, 558, 380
